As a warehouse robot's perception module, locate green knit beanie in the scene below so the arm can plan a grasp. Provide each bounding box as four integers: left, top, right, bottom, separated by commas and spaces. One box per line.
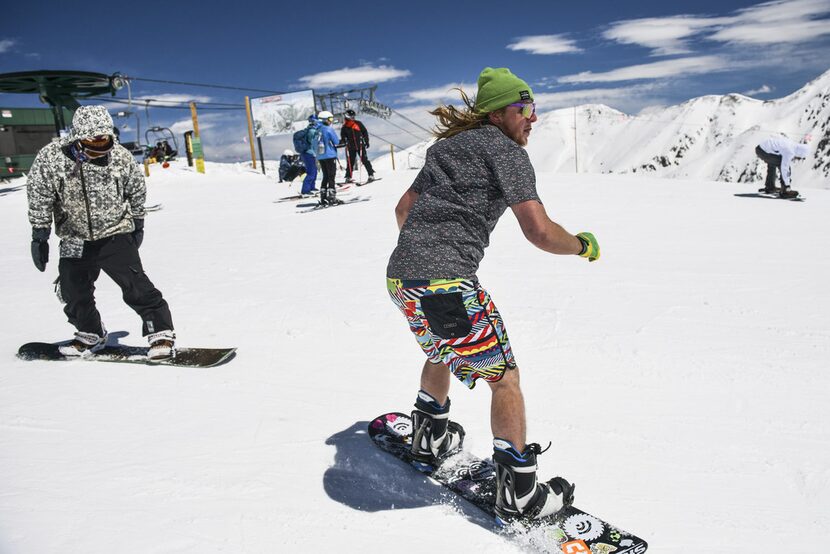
474, 67, 534, 114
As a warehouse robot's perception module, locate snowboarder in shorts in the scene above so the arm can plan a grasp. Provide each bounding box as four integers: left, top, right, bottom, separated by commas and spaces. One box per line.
316, 110, 341, 205
386, 67, 600, 523
340, 109, 375, 183
27, 105, 176, 360
755, 135, 810, 198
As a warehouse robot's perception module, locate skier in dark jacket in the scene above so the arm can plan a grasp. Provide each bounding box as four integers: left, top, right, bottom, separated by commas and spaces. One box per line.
278, 149, 305, 182
387, 67, 600, 523
27, 105, 175, 360
340, 109, 375, 183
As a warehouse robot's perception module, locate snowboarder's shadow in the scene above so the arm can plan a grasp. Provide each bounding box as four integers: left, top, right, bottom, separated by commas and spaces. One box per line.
323, 421, 497, 532
104, 330, 130, 346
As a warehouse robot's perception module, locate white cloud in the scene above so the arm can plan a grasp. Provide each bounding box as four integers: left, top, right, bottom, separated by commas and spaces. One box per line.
534, 83, 665, 109
134, 94, 214, 105
399, 83, 476, 104
743, 84, 773, 95
0, 39, 16, 53
299, 64, 411, 89
603, 0, 830, 54
507, 35, 581, 55
603, 16, 729, 56
559, 55, 729, 84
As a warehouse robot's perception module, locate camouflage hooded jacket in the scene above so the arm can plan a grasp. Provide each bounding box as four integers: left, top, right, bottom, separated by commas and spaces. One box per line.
27, 106, 146, 258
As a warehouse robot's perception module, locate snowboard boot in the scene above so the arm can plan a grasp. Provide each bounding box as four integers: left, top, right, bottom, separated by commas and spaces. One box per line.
147, 330, 175, 360
59, 329, 107, 357
493, 438, 575, 524
780, 188, 799, 199
410, 390, 465, 463
758, 186, 779, 194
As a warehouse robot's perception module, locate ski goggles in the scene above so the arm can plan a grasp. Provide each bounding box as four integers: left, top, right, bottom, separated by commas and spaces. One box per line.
507, 102, 536, 119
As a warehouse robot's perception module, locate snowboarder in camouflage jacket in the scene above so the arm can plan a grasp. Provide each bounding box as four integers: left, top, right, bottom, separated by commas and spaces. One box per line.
27, 105, 176, 360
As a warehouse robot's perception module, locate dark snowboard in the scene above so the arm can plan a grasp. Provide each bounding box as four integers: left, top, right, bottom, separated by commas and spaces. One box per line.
369, 412, 648, 554
356, 177, 382, 187
734, 192, 804, 202
17, 342, 236, 368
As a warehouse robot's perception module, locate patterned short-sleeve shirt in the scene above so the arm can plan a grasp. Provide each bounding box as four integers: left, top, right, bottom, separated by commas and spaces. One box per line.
387, 124, 540, 279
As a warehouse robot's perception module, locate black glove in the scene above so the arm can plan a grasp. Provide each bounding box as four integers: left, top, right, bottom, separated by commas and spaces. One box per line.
31, 227, 50, 272
132, 218, 144, 249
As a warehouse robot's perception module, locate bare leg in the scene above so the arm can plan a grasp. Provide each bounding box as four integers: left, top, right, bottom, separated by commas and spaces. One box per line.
488, 367, 526, 450
419, 359, 450, 405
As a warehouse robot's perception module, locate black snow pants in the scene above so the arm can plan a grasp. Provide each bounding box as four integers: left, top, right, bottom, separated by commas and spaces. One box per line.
319, 158, 337, 193
755, 145, 784, 191
58, 233, 174, 337
345, 146, 374, 180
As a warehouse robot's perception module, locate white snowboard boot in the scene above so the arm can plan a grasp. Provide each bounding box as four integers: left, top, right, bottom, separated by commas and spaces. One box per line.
147, 330, 175, 360
59, 330, 107, 357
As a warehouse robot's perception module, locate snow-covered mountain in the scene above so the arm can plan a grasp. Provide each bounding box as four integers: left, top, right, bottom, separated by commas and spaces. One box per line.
377, 69, 830, 189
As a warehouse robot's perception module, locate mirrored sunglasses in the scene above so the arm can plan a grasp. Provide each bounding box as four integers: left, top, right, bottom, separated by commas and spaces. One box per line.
507, 102, 536, 119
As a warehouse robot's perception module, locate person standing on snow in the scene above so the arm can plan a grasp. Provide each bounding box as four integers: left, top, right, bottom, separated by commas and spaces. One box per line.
340, 109, 376, 183
386, 67, 600, 523
27, 105, 176, 360
755, 135, 810, 198
316, 110, 341, 205
298, 115, 321, 196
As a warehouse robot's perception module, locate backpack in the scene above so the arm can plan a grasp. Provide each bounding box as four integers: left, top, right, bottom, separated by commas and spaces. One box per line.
292, 128, 310, 153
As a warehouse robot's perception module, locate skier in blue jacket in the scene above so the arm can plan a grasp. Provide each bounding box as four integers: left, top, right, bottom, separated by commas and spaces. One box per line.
316, 110, 342, 205
300, 116, 321, 195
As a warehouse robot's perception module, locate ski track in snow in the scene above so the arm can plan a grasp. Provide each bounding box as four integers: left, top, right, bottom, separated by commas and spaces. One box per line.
0, 160, 828, 553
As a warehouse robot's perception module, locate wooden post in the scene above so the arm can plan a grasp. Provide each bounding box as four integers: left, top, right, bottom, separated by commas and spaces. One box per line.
143, 158, 150, 177
189, 102, 205, 174
390, 144, 396, 171
244, 96, 257, 169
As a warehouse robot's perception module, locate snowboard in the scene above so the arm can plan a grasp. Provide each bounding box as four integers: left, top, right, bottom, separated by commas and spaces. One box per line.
734, 192, 804, 202
356, 177, 382, 187
369, 412, 648, 554
17, 342, 236, 368
296, 196, 371, 213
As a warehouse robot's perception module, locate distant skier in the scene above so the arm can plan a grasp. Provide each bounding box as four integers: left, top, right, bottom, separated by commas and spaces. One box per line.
386, 67, 600, 523
755, 135, 810, 198
316, 110, 341, 205
27, 105, 175, 359
296, 115, 321, 195
278, 149, 305, 183
340, 109, 376, 183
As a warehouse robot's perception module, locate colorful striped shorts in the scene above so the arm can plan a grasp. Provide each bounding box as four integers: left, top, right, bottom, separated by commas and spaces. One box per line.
387, 278, 517, 389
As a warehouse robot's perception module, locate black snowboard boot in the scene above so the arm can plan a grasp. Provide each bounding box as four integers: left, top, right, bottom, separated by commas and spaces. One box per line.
493, 438, 575, 523
410, 390, 465, 462
780, 188, 799, 199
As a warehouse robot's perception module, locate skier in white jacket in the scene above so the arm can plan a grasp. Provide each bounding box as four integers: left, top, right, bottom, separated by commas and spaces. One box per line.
755, 135, 810, 198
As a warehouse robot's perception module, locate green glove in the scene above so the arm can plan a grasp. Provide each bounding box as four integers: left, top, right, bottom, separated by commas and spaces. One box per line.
576, 232, 600, 262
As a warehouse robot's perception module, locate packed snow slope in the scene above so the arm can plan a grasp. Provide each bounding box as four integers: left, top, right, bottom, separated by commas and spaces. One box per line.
375, 68, 830, 189
1, 161, 828, 554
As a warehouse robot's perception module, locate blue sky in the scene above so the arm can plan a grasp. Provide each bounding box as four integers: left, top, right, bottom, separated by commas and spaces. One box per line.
2, 0, 829, 159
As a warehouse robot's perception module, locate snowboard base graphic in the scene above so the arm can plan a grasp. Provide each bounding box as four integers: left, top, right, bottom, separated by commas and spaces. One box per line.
369, 412, 648, 553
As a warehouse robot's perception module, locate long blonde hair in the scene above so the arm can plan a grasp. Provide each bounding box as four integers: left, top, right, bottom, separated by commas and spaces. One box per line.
430, 88, 492, 140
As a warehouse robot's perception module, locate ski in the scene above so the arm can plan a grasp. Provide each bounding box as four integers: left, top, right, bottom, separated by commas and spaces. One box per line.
356, 177, 383, 187
296, 196, 371, 213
